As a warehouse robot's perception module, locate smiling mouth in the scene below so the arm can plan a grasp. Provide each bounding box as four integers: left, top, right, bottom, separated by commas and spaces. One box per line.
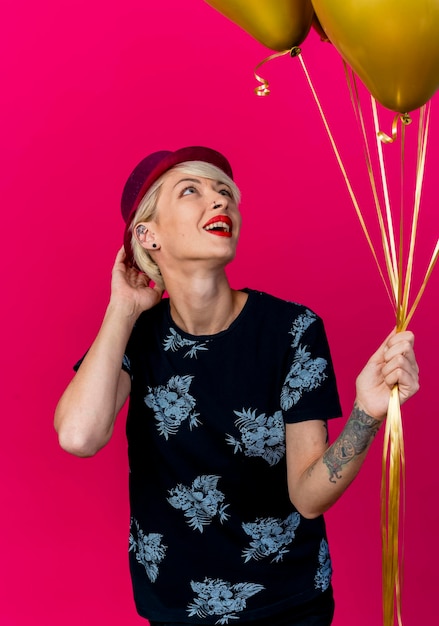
203, 215, 233, 237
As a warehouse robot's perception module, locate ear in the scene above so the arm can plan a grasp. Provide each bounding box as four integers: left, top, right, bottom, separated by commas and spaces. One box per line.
134, 222, 160, 250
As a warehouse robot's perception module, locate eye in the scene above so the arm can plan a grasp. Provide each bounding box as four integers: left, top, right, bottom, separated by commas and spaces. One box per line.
219, 187, 232, 198
181, 186, 197, 196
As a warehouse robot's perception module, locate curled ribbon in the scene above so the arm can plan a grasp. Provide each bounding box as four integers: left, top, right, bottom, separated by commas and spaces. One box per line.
254, 46, 301, 96
378, 113, 412, 144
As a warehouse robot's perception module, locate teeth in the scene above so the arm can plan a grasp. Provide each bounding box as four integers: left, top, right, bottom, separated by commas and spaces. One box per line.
204, 221, 231, 232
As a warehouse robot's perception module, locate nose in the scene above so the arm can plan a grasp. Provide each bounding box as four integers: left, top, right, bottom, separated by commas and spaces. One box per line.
211, 195, 227, 210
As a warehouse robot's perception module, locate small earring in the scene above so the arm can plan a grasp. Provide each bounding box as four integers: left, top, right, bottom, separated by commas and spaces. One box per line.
152, 243, 157, 248
136, 225, 146, 236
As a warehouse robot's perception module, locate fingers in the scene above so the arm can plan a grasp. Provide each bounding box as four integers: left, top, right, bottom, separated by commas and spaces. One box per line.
381, 356, 419, 390
369, 330, 415, 367
384, 329, 414, 352
114, 246, 146, 280
113, 246, 164, 305
381, 331, 420, 401
356, 329, 420, 418
112, 247, 129, 277
114, 245, 127, 264
124, 266, 150, 289
383, 331, 418, 370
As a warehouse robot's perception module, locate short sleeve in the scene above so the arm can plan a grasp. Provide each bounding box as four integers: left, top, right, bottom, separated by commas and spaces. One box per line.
280, 310, 342, 424
73, 351, 131, 376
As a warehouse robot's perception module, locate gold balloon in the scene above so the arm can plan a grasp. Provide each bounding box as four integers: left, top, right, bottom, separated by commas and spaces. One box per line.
204, 0, 314, 51
312, 0, 439, 112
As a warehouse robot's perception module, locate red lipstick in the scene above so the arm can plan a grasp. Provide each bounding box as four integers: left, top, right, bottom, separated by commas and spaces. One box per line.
203, 215, 233, 237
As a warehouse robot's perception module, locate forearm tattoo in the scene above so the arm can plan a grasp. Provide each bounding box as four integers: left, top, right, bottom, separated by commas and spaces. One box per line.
323, 404, 381, 483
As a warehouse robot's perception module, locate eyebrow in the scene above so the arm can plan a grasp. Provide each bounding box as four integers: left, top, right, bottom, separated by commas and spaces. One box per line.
173, 177, 201, 189
172, 177, 230, 190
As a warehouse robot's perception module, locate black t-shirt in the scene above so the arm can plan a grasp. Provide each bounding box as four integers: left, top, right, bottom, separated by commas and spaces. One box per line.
122, 289, 342, 623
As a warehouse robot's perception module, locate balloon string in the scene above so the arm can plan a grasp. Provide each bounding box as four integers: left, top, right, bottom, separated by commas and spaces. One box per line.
254, 55, 437, 336
253, 48, 298, 96
377, 113, 412, 144
401, 104, 430, 326
381, 384, 405, 626
343, 65, 396, 310
371, 98, 400, 304
296, 54, 387, 294
371, 101, 432, 626
398, 122, 406, 329
345, 88, 408, 626
403, 239, 439, 329
370, 101, 399, 626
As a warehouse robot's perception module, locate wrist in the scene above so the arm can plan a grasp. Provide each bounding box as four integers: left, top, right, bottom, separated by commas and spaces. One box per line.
353, 399, 386, 423
105, 300, 139, 326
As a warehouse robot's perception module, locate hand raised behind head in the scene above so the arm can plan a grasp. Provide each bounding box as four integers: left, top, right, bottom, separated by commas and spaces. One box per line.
110, 246, 163, 317
355, 330, 420, 420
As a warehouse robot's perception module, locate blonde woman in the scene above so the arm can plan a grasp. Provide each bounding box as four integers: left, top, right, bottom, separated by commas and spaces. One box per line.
55, 146, 419, 626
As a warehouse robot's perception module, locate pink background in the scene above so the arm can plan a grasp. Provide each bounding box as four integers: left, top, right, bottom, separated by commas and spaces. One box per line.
2, 1, 438, 624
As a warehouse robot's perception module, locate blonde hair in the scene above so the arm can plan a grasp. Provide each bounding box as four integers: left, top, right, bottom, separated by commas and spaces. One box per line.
130, 161, 241, 290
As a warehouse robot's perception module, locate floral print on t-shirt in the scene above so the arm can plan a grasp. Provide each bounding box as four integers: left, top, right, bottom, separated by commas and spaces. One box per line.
187, 577, 265, 624
144, 374, 201, 439
314, 539, 332, 592
225, 408, 285, 466
168, 474, 230, 532
129, 518, 167, 583
241, 512, 301, 563
163, 327, 209, 359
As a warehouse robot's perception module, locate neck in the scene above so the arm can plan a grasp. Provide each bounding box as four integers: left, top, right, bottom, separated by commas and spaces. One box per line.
163, 268, 246, 336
